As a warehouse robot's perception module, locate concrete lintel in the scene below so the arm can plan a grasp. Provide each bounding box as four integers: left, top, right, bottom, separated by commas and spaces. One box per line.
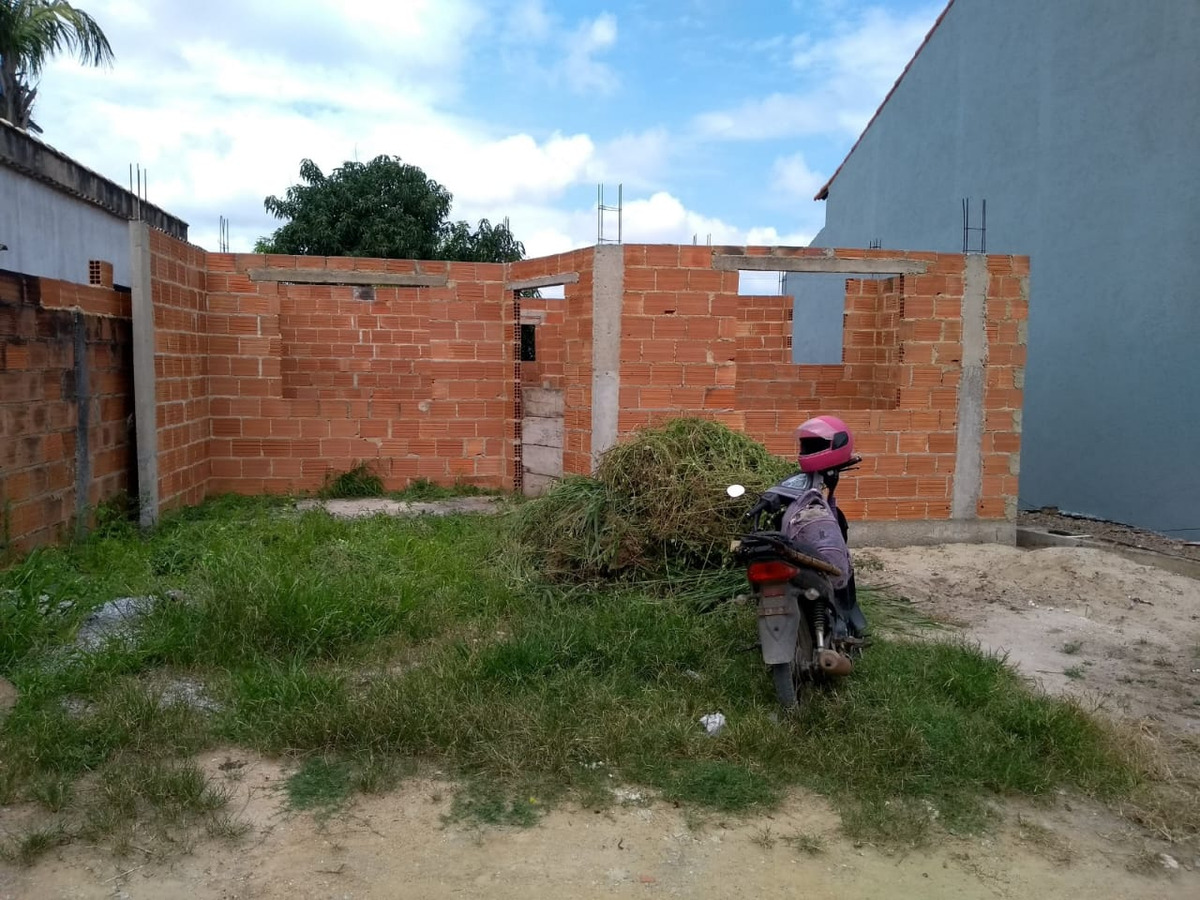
129, 222, 159, 528
590, 245, 624, 470
246, 268, 448, 287
506, 272, 580, 292
713, 254, 929, 275
951, 256, 988, 519
852, 520, 1016, 549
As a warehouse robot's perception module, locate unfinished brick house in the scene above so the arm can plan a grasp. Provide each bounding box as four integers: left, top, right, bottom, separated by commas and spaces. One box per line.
2, 216, 1027, 553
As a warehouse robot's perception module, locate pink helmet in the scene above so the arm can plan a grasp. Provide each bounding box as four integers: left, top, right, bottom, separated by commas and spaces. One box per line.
795, 415, 854, 473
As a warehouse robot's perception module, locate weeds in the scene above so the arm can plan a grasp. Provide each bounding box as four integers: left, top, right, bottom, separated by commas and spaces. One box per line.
750, 825, 776, 849
445, 780, 547, 828
0, 493, 1162, 854
1065, 666, 1086, 680
320, 462, 385, 499
1062, 641, 1083, 655
1, 824, 68, 866
205, 813, 251, 841
286, 757, 353, 813
782, 830, 825, 855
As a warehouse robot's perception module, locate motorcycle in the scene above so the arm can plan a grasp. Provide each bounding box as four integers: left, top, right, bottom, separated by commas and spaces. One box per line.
727, 456, 868, 709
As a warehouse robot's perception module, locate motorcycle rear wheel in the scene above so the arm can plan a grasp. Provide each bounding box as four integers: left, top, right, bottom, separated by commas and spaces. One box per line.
771, 607, 817, 708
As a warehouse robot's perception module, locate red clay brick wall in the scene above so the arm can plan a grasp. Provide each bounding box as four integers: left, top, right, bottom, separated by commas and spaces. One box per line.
1, 271, 135, 552
610, 246, 1028, 522
132, 241, 1024, 522
203, 255, 515, 494
981, 256, 1028, 519
150, 231, 210, 512
618, 244, 739, 434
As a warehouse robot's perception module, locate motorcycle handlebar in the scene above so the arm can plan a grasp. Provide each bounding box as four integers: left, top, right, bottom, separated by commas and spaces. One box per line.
745, 495, 783, 521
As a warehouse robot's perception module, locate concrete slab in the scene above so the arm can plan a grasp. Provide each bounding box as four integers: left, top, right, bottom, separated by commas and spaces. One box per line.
523, 387, 564, 418
522, 472, 558, 498
522, 443, 564, 477
851, 520, 1017, 547
1017, 527, 1200, 580
522, 415, 564, 448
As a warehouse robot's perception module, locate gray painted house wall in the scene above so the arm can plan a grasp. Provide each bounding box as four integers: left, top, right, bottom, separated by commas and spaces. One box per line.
810, 0, 1200, 536
0, 118, 187, 287
0, 165, 131, 285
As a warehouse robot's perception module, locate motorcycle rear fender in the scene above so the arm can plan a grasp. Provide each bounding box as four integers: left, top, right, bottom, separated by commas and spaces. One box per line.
757, 590, 801, 665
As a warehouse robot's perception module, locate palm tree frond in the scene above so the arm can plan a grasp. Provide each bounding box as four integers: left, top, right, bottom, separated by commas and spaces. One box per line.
2, 1, 114, 77
0, 0, 112, 128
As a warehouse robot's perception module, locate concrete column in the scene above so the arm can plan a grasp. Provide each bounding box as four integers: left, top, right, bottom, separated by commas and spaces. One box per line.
590, 244, 624, 470
72, 311, 91, 536
129, 221, 159, 528
951, 255, 989, 519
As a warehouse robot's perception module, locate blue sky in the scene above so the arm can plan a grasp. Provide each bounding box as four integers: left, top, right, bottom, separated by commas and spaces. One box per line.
33, 0, 943, 257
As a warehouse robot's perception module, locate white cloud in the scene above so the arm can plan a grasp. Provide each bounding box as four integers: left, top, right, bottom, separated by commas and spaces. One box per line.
32, 1, 611, 252
694, 3, 940, 140
610, 192, 813, 248
498, 3, 620, 95
772, 152, 825, 200
563, 13, 620, 94
585, 128, 671, 188
505, 0, 553, 41
465, 190, 813, 260
26, 0, 797, 259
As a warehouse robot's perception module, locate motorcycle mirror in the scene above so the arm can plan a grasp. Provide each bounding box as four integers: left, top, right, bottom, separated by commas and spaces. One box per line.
726, 484, 746, 498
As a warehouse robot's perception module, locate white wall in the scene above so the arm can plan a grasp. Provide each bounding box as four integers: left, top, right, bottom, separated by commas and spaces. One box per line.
0, 166, 131, 285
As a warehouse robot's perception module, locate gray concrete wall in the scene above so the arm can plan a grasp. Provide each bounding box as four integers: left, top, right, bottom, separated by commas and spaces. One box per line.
782, 272, 845, 365
813, 0, 1200, 537
0, 119, 188, 286
0, 166, 131, 285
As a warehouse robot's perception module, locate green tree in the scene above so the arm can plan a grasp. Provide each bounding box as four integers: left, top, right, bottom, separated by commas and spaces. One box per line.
0, 0, 113, 133
255, 155, 527, 263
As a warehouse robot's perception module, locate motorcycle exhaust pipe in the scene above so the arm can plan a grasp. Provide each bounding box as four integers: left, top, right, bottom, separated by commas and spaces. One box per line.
817, 649, 853, 677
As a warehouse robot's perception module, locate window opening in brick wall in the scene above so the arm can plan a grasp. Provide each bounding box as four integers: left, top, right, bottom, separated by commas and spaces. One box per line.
520, 323, 537, 361
736, 268, 905, 366
517, 284, 566, 300
737, 271, 785, 296
784, 271, 847, 365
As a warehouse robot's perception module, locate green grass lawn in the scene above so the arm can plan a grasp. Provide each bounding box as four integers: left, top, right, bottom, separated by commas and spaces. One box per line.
0, 496, 1145, 862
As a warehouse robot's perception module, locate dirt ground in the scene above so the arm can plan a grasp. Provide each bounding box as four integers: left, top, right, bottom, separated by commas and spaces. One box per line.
859, 544, 1200, 736
3, 543, 1199, 899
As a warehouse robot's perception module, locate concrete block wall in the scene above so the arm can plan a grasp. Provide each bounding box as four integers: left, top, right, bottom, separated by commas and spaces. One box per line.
0, 270, 135, 552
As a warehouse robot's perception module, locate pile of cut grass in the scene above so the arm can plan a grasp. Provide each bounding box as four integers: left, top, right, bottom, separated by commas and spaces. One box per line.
515, 418, 795, 582
0, 494, 1159, 863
